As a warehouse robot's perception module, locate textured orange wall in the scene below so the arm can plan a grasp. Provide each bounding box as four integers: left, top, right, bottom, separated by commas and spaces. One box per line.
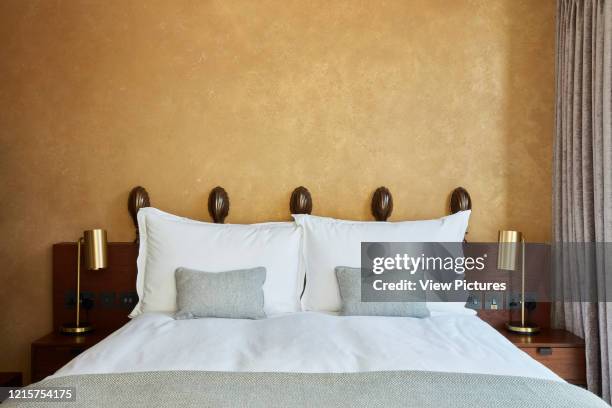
0, 0, 555, 380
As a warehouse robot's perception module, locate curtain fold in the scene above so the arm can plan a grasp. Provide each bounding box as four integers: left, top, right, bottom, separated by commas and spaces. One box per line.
553, 0, 612, 401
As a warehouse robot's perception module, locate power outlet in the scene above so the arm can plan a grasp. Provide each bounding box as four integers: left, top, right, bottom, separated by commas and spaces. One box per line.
119, 292, 138, 309
525, 292, 538, 312
64, 290, 77, 309
506, 292, 521, 310
466, 293, 482, 310
99, 292, 116, 308
484, 292, 504, 310
80, 291, 95, 310
65, 291, 95, 309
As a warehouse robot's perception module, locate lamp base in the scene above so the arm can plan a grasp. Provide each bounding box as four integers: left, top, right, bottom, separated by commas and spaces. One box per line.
60, 323, 94, 335
506, 321, 540, 334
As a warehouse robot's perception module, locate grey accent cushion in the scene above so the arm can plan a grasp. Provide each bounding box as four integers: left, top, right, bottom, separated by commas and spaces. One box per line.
335, 266, 430, 317
175, 267, 266, 320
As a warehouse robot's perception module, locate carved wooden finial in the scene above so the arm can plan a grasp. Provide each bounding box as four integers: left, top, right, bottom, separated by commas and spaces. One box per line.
208, 186, 229, 223
450, 187, 472, 214
371, 187, 393, 221
450, 186, 471, 241
128, 186, 151, 243
290, 186, 312, 215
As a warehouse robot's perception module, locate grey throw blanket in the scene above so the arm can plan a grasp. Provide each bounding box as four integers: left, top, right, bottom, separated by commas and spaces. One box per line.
4, 370, 609, 408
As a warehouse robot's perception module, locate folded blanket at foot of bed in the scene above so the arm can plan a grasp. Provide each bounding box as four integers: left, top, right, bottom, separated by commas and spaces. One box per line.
4, 370, 609, 408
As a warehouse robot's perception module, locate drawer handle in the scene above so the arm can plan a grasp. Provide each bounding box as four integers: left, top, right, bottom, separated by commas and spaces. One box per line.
537, 347, 553, 356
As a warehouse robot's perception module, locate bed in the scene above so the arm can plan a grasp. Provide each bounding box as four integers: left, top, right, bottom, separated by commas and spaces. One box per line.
7, 186, 608, 407
54, 311, 560, 378
11, 312, 607, 407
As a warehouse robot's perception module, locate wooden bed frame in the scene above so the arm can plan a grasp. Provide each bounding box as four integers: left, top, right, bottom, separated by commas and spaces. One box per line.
52, 185, 548, 335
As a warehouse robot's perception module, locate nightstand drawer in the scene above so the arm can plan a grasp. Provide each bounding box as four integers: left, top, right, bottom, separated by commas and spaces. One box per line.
0, 372, 23, 387
31, 332, 108, 384
522, 346, 586, 384
34, 345, 85, 369
31, 345, 87, 382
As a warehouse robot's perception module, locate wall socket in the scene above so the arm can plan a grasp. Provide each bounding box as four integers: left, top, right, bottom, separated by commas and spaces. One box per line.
524, 292, 538, 312
484, 292, 503, 310
466, 293, 482, 310
505, 292, 538, 310
64, 291, 139, 310
99, 292, 116, 308
506, 292, 521, 310
64, 290, 76, 309
119, 292, 138, 309
80, 291, 95, 310
64, 291, 95, 309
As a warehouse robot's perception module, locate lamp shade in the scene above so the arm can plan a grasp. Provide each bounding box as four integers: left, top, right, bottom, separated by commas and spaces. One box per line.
497, 230, 521, 271
83, 229, 108, 270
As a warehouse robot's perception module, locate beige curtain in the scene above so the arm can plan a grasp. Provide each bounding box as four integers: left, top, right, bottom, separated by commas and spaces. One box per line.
553, 0, 612, 401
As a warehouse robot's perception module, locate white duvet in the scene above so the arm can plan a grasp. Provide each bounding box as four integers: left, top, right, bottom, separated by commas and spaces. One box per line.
54, 312, 560, 382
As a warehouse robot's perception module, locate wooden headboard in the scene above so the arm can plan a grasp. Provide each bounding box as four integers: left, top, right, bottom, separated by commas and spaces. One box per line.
124, 184, 472, 235
51, 184, 548, 333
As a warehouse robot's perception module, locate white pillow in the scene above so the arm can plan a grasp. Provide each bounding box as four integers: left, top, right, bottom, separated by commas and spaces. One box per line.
131, 208, 304, 317
293, 211, 472, 314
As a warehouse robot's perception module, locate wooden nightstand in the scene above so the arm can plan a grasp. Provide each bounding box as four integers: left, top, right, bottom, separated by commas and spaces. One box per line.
0, 372, 23, 387
500, 328, 586, 386
31, 332, 108, 383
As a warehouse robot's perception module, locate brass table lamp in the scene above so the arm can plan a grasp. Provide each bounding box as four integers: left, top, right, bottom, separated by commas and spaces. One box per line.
61, 229, 108, 335
497, 230, 539, 334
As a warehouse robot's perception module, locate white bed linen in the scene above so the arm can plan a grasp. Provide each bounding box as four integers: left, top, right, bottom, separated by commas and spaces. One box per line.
53, 312, 560, 382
